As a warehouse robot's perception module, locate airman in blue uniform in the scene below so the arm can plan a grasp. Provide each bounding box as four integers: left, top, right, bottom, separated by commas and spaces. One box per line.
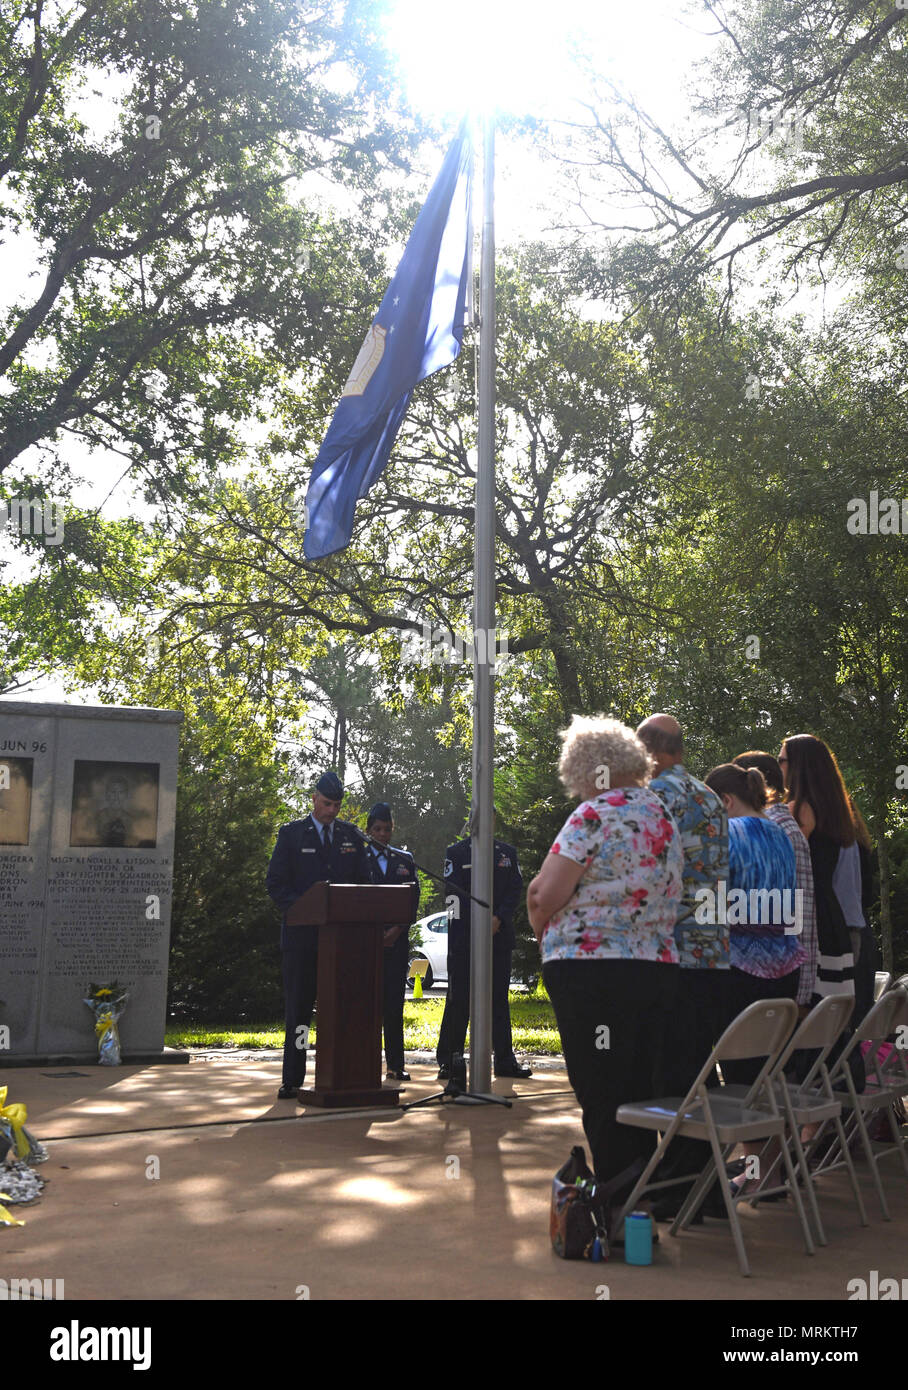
437, 818, 532, 1079
364, 802, 419, 1081
266, 771, 371, 1099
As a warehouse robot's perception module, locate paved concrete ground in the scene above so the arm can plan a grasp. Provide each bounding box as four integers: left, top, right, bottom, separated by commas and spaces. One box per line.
4, 1057, 906, 1301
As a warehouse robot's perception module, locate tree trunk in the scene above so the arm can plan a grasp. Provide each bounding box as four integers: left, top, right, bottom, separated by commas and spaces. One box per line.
877, 822, 893, 974
867, 782, 893, 971
337, 709, 347, 783
540, 593, 584, 714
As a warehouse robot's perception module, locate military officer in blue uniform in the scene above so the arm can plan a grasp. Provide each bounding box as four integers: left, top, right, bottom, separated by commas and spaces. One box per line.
436, 816, 532, 1079
364, 802, 419, 1081
266, 771, 371, 1100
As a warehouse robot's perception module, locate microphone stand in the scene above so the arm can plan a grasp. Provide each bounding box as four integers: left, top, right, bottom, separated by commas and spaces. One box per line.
348, 823, 490, 911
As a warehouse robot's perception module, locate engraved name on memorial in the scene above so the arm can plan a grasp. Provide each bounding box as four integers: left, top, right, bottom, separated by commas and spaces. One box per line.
0, 703, 181, 1060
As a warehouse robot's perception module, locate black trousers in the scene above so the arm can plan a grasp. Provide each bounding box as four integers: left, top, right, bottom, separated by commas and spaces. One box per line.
717, 965, 800, 1086
543, 958, 680, 1199
281, 935, 318, 1089
659, 968, 735, 1095
652, 968, 736, 1188
653, 965, 801, 1205
436, 931, 515, 1068
382, 930, 410, 1071
852, 927, 881, 1028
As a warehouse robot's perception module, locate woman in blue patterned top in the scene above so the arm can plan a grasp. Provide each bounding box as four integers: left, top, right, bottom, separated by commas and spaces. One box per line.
703, 764, 803, 1087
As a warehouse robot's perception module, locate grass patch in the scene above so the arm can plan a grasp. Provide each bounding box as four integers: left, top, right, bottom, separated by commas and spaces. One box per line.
166, 994, 563, 1055
165, 1024, 286, 1049
507, 997, 562, 1054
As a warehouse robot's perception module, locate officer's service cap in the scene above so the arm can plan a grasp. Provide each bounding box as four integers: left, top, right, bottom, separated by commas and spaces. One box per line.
315, 771, 344, 799
367, 801, 393, 826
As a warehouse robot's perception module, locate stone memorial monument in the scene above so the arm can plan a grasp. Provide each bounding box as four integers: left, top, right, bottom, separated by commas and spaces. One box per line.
0, 701, 182, 1063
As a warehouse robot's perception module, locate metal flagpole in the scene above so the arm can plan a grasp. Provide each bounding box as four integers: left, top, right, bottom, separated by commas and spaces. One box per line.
468, 114, 496, 1096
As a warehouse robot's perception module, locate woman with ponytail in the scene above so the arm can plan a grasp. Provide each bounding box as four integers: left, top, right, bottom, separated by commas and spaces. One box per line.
703, 763, 805, 1060
698, 763, 805, 1193
733, 749, 818, 1009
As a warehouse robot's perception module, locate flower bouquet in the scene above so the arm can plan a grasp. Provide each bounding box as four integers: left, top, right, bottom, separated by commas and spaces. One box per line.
83, 982, 129, 1065
0, 1086, 48, 1222
0, 1085, 48, 1165
0, 1157, 46, 1222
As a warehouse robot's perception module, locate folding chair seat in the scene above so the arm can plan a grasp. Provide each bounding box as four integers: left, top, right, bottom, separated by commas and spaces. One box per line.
614, 998, 805, 1277
874, 971, 892, 1000
807, 987, 908, 1220
720, 995, 867, 1244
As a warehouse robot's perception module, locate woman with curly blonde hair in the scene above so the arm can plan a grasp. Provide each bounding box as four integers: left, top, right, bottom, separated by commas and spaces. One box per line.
528, 715, 683, 1219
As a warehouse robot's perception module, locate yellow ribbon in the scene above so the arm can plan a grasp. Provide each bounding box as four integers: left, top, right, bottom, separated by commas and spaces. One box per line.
0, 1197, 25, 1227
0, 1087, 29, 1159
95, 1010, 120, 1063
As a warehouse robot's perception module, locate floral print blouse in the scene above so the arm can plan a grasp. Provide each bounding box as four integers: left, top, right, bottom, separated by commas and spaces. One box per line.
540, 788, 683, 964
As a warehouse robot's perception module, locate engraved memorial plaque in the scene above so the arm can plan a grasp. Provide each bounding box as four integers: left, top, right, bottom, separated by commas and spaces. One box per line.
0, 703, 181, 1061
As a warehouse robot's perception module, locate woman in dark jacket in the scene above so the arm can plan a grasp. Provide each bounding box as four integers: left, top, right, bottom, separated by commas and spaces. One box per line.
779, 734, 862, 1097
778, 735, 855, 1003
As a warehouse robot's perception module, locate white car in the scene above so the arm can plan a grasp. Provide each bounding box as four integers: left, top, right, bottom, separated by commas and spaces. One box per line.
408, 910, 450, 989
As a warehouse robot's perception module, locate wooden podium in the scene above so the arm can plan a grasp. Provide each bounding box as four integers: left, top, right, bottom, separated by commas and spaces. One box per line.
287, 880, 418, 1108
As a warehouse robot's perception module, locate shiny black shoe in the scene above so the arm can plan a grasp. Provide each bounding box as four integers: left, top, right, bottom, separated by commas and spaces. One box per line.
436, 1065, 450, 1080
495, 1061, 533, 1078
277, 1084, 299, 1100
386, 1069, 411, 1081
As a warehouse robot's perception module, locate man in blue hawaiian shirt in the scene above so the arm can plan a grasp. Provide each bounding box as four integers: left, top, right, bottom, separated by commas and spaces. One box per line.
636, 715, 730, 1217
638, 716, 730, 972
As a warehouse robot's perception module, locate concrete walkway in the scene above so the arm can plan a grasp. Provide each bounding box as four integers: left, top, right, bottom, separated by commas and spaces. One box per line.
4, 1057, 906, 1301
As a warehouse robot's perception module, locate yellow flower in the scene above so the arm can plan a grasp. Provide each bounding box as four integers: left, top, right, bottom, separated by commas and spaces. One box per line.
95, 988, 113, 998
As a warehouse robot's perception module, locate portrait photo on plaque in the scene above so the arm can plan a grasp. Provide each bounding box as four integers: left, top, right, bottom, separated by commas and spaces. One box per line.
69, 760, 160, 848
0, 756, 33, 845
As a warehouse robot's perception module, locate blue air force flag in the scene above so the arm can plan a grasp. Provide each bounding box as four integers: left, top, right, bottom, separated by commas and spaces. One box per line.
303, 127, 473, 560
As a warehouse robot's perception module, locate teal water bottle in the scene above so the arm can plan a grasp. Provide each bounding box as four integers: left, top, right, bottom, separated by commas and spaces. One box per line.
624, 1211, 653, 1265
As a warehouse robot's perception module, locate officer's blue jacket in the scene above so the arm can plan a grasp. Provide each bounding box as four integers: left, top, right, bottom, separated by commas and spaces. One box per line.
266, 814, 371, 949
443, 837, 523, 949
364, 842, 419, 934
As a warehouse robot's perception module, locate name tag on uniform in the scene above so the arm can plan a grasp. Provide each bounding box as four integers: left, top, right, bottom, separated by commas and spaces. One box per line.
300, 847, 316, 854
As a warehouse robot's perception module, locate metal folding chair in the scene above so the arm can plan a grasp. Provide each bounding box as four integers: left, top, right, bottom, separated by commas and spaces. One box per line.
722, 995, 867, 1245
614, 998, 806, 1277
806, 987, 908, 1220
